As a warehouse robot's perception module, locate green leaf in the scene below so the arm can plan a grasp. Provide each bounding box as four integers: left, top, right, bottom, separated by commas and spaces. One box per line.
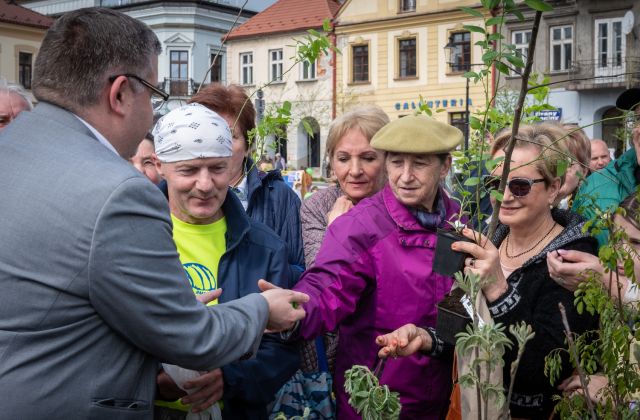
556, 159, 568, 177
460, 6, 484, 18
490, 190, 504, 202
495, 61, 510, 75
469, 116, 482, 130
323, 18, 331, 32
506, 54, 525, 68
486, 16, 506, 26
510, 9, 525, 21
464, 177, 481, 186
524, 0, 553, 12
302, 119, 314, 137
487, 33, 505, 42
482, 50, 498, 63
463, 25, 486, 34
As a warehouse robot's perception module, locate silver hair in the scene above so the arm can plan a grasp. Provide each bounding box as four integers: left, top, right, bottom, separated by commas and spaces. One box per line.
0, 84, 33, 110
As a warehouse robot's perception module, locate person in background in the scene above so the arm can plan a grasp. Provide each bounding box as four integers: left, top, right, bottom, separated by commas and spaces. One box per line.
292, 115, 463, 419
0, 8, 308, 419
589, 138, 612, 172
300, 105, 389, 268
152, 104, 298, 419
300, 166, 313, 198
129, 132, 161, 184
275, 152, 286, 170
573, 87, 640, 246
189, 83, 304, 286
380, 123, 599, 418
555, 123, 591, 209
0, 84, 32, 132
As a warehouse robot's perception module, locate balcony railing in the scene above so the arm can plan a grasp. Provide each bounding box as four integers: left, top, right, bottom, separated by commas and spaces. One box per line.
161, 78, 199, 98
565, 57, 640, 90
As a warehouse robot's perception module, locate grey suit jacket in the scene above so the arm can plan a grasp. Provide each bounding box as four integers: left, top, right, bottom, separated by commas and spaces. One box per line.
0, 103, 269, 419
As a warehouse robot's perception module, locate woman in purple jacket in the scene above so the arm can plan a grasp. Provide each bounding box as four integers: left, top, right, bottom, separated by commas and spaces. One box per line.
292, 115, 463, 419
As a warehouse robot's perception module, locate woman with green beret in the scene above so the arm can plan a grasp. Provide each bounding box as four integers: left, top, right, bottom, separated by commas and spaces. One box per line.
291, 115, 463, 419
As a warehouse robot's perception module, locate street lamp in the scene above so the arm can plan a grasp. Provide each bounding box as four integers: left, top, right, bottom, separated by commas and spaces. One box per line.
443, 38, 481, 150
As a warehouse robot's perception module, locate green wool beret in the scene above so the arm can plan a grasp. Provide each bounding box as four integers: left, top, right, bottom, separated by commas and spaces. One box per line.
370, 115, 463, 154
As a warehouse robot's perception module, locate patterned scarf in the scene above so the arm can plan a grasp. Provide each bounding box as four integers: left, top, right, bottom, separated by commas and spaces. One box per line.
409, 189, 446, 229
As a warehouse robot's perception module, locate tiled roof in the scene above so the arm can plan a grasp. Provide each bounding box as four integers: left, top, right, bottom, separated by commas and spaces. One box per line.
226, 0, 341, 40
0, 0, 53, 29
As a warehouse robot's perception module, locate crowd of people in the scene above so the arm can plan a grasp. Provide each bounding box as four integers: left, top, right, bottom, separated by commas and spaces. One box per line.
0, 7, 639, 420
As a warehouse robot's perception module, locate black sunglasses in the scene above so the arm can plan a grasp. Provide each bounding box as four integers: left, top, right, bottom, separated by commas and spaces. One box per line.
482, 175, 545, 198
108, 73, 169, 110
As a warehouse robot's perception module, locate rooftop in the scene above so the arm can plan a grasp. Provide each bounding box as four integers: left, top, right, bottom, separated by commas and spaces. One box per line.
226, 0, 341, 40
0, 0, 53, 29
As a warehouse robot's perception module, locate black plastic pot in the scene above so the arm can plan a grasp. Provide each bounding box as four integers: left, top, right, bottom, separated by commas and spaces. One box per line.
432, 228, 472, 277
436, 287, 472, 346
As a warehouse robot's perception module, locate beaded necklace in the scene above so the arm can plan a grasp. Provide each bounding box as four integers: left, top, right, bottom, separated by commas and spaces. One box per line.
504, 222, 557, 259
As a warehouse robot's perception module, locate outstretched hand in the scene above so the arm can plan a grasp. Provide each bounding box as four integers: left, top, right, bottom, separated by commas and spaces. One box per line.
258, 279, 309, 332
375, 324, 431, 359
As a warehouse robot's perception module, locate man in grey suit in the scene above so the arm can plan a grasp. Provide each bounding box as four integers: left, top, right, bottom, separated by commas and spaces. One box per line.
0, 8, 308, 419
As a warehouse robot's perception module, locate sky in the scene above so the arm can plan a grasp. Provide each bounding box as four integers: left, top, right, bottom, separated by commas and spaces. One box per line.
243, 0, 277, 12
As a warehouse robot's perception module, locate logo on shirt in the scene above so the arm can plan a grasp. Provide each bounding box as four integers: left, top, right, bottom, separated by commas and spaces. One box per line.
183, 262, 217, 294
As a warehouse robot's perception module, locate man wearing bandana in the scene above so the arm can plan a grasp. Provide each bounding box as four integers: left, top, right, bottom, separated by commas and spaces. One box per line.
152, 103, 298, 420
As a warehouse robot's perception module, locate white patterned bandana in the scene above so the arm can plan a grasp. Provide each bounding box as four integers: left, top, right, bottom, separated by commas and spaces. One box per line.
152, 103, 232, 163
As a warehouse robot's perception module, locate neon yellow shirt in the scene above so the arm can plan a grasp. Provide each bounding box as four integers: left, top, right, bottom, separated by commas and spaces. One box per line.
155, 214, 228, 412
171, 213, 227, 305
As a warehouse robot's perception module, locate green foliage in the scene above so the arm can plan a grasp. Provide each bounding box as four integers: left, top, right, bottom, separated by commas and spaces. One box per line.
293, 18, 338, 67
545, 192, 640, 419
242, 17, 336, 166
344, 365, 401, 420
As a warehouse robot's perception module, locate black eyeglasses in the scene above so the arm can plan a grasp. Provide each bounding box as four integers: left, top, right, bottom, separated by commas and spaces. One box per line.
108, 73, 169, 111
482, 175, 546, 198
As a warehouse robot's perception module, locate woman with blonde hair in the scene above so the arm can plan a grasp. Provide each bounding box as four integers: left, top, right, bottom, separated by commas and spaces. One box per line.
378, 123, 599, 418
300, 105, 389, 268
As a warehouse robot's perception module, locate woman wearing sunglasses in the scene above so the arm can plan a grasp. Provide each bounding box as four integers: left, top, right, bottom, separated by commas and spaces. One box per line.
378, 123, 598, 419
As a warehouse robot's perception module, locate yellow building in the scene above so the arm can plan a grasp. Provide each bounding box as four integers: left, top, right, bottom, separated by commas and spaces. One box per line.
0, 1, 52, 90
335, 0, 492, 137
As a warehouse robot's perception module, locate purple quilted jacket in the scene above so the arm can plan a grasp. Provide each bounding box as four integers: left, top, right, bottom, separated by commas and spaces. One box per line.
294, 184, 459, 419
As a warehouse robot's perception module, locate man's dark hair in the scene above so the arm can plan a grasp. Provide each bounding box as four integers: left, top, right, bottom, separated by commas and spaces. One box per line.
33, 8, 161, 113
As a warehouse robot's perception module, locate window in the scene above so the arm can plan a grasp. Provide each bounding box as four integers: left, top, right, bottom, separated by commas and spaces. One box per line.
550, 25, 572, 72
240, 52, 253, 85
595, 18, 625, 79
448, 32, 471, 72
18, 52, 32, 89
210, 54, 222, 83
270, 49, 283, 82
398, 38, 416, 78
352, 44, 369, 82
511, 29, 531, 74
170, 50, 188, 79
300, 60, 316, 80
449, 112, 467, 135
399, 0, 416, 12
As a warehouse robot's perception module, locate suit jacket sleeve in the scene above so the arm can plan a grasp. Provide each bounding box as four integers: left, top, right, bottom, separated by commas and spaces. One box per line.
88, 177, 269, 370
221, 240, 299, 403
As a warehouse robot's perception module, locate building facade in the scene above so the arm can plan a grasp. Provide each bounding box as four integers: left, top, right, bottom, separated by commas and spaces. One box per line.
225, 0, 340, 170
20, 0, 255, 112
334, 0, 490, 140
500, 0, 640, 154
0, 1, 52, 93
